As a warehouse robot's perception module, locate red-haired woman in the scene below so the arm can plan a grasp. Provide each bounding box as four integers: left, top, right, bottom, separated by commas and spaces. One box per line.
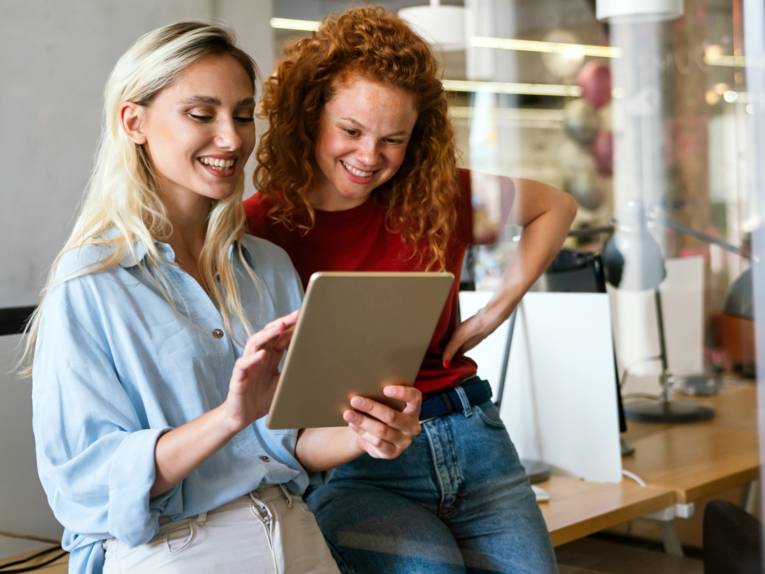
245, 6, 575, 573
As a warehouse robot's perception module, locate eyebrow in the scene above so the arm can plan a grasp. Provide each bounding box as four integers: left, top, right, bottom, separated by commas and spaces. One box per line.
338, 117, 409, 137
181, 96, 255, 106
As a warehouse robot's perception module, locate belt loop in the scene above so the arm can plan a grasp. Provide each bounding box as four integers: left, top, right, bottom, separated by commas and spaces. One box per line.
454, 386, 473, 417
278, 484, 294, 508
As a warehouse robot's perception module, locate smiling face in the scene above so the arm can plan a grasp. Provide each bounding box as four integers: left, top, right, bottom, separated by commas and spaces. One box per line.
310, 74, 418, 211
131, 53, 256, 213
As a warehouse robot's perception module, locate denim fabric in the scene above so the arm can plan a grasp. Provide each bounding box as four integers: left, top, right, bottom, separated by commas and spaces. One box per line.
305, 383, 558, 574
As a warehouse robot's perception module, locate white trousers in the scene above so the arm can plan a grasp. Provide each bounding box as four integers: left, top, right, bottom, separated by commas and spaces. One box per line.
103, 485, 340, 574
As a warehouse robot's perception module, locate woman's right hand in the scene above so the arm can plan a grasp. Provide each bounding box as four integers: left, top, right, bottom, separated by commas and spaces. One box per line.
222, 310, 299, 433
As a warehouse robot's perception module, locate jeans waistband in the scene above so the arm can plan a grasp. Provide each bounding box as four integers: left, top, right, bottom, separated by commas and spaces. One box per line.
419, 377, 493, 420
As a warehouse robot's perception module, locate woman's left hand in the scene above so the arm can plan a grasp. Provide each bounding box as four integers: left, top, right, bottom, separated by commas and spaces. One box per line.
343, 385, 422, 459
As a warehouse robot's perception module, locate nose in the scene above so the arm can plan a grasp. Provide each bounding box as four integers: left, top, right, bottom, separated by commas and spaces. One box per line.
214, 117, 242, 151
356, 138, 380, 167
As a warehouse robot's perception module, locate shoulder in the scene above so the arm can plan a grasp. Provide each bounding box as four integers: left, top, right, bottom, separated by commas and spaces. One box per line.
54, 243, 118, 281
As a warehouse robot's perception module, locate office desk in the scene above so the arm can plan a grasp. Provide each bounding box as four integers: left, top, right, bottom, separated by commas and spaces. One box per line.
622, 381, 760, 506
539, 475, 675, 546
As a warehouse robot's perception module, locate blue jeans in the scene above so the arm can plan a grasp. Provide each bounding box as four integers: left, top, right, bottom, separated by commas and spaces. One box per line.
305, 382, 558, 574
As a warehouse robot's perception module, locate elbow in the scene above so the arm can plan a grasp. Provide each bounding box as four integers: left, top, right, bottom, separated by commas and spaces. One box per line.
552, 186, 577, 227
562, 192, 578, 226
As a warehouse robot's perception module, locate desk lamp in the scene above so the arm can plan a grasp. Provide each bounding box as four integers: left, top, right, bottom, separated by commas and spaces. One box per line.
602, 200, 714, 422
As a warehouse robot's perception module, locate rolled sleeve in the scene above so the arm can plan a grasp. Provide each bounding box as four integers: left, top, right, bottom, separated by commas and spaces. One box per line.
107, 428, 172, 545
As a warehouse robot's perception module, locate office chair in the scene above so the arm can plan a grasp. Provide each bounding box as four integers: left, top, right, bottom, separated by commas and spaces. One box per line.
703, 500, 761, 574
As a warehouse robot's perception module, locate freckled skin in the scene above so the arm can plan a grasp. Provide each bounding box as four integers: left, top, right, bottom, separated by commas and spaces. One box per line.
311, 75, 418, 211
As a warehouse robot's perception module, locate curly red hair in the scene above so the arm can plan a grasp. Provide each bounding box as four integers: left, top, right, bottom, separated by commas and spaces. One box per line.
254, 5, 459, 270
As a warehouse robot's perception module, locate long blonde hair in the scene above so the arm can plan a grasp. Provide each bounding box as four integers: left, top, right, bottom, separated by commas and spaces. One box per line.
21, 22, 259, 373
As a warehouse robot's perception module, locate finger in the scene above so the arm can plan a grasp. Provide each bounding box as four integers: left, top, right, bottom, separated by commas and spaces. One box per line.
350, 396, 421, 436
355, 433, 404, 460
348, 395, 401, 427
263, 310, 299, 332
441, 331, 465, 368
244, 322, 287, 355
272, 325, 296, 352
343, 408, 401, 444
231, 349, 269, 388
383, 385, 422, 417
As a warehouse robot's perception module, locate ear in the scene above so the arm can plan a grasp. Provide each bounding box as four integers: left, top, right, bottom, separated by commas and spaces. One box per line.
119, 102, 147, 144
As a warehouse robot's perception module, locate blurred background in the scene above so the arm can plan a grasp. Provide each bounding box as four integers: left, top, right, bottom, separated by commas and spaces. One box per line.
1, 1, 763, 572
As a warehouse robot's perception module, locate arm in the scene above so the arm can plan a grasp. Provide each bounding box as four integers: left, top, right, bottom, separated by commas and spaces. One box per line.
151, 311, 298, 496
443, 178, 577, 363
295, 385, 422, 472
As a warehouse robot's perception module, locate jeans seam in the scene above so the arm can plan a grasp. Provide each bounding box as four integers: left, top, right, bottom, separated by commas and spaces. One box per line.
423, 420, 450, 516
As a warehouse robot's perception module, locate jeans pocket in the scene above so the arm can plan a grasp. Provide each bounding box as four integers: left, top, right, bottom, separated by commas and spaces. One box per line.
475, 400, 506, 429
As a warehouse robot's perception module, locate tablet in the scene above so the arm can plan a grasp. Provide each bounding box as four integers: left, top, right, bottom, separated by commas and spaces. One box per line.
266, 271, 454, 429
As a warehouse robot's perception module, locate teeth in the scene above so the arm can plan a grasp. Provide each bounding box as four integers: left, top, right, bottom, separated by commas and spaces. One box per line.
200, 157, 235, 169
342, 161, 372, 178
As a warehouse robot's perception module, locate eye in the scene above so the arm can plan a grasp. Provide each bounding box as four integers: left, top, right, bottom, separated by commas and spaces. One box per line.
342, 127, 360, 137
188, 112, 212, 122
383, 137, 405, 145
234, 115, 254, 124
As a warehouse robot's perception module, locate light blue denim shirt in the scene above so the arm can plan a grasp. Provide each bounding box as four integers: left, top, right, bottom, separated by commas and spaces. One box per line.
32, 234, 305, 574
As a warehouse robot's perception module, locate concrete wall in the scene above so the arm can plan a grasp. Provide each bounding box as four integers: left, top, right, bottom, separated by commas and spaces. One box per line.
0, 0, 273, 555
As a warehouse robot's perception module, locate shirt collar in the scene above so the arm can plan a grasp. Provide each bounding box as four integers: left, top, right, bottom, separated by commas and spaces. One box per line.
117, 236, 250, 268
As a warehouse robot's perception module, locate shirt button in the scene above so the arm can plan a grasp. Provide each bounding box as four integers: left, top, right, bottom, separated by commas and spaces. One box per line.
259, 455, 270, 463
211, 328, 224, 339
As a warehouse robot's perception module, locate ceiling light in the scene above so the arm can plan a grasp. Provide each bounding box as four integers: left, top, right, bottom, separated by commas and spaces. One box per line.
442, 79, 581, 97
398, 0, 466, 51
269, 17, 319, 32
596, 0, 684, 22
471, 36, 621, 59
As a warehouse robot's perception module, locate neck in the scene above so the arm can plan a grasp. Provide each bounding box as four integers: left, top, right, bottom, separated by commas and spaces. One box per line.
159, 189, 211, 262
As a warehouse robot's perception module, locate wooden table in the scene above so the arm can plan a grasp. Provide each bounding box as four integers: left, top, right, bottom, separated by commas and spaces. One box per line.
541, 380, 760, 553
622, 381, 760, 506
539, 475, 675, 547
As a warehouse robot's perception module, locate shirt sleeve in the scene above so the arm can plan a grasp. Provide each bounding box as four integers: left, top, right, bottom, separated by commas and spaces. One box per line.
32, 276, 171, 547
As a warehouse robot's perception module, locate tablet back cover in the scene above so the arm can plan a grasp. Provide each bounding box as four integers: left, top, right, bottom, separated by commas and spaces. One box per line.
267, 272, 453, 429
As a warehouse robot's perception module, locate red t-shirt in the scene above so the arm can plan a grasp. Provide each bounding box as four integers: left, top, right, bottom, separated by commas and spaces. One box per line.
244, 169, 512, 395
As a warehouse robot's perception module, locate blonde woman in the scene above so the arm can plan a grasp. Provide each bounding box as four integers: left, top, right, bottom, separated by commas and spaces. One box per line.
25, 22, 421, 574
